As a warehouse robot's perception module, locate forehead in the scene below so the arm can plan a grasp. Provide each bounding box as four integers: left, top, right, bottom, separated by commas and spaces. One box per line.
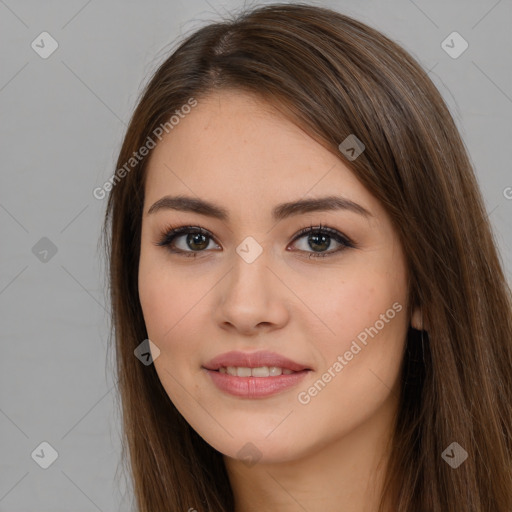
143, 89, 375, 219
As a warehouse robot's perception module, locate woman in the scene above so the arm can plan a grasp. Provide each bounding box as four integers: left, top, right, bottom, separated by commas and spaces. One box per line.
101, 3, 512, 511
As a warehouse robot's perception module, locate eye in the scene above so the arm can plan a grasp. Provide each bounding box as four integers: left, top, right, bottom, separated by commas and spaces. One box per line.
154, 224, 219, 258
288, 223, 355, 258
154, 222, 355, 259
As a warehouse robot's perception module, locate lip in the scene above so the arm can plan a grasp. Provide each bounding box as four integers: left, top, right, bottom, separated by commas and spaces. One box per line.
205, 369, 310, 398
203, 350, 311, 372
202, 350, 312, 399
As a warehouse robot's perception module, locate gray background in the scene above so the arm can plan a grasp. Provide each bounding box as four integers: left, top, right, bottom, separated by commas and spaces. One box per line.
1, 0, 511, 510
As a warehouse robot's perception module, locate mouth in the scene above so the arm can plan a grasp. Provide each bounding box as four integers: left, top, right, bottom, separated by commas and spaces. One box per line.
216, 366, 296, 377
203, 350, 312, 373
202, 351, 312, 398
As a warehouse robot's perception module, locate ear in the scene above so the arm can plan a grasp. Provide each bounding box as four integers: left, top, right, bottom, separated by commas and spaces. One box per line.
411, 305, 426, 331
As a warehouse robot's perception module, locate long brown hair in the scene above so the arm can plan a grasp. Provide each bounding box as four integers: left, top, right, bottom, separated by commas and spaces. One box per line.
101, 3, 512, 511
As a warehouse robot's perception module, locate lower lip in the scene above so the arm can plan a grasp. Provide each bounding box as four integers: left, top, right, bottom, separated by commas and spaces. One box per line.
204, 369, 310, 398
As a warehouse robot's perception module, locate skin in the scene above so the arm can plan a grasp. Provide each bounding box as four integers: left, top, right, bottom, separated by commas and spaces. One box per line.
138, 89, 422, 512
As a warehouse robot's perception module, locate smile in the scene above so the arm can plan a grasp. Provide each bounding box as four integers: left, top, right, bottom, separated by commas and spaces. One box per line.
218, 366, 295, 377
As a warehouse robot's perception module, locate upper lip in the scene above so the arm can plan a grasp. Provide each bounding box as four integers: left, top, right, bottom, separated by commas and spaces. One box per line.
203, 350, 311, 372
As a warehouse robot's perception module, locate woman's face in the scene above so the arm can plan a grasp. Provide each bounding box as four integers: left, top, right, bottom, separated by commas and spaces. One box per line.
138, 89, 416, 464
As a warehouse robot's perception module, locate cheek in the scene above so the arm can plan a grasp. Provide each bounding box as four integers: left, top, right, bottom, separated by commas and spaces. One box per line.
139, 289, 204, 361
138, 261, 206, 407
137, 255, 224, 409
138, 248, 204, 343
295, 277, 407, 439
300, 262, 407, 345
303, 263, 409, 396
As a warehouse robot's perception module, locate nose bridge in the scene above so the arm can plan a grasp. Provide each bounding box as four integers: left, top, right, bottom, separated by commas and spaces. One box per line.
215, 235, 288, 331
227, 235, 273, 302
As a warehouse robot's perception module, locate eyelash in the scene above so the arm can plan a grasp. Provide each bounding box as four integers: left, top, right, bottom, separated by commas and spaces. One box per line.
154, 223, 356, 259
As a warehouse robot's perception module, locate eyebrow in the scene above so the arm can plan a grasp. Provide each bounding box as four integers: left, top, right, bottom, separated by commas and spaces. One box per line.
147, 194, 372, 221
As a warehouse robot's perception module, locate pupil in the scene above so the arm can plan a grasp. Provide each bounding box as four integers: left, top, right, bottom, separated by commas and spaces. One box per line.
188, 232, 208, 250
310, 233, 330, 252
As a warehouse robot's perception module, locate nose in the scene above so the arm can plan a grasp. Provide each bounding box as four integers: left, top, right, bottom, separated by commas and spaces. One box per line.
213, 248, 290, 336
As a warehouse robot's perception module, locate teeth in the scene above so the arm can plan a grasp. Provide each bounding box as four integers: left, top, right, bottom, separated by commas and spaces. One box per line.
218, 366, 296, 377
236, 367, 252, 377
252, 366, 270, 377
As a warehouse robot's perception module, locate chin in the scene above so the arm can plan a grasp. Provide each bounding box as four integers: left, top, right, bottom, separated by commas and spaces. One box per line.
191, 419, 311, 465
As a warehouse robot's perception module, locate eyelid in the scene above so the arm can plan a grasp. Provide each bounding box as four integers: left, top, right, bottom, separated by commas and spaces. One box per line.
290, 224, 354, 246
154, 224, 219, 249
